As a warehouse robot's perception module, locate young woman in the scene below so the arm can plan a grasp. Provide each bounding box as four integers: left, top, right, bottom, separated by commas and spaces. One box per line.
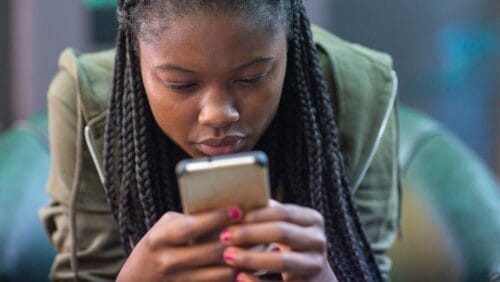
41, 0, 400, 281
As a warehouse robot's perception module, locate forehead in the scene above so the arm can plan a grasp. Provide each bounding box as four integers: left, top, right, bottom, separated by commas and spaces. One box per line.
138, 10, 287, 70
136, 4, 287, 43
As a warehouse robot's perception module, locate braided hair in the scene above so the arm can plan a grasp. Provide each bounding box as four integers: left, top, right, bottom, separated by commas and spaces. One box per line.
103, 0, 382, 281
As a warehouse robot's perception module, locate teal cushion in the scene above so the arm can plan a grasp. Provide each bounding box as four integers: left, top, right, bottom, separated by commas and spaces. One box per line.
394, 105, 500, 281
0, 110, 54, 282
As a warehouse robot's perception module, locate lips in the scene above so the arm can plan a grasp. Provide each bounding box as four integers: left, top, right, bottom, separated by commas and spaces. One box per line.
195, 136, 245, 156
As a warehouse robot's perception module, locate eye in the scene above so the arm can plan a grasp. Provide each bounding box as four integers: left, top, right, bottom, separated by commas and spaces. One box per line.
165, 82, 199, 93
236, 73, 268, 86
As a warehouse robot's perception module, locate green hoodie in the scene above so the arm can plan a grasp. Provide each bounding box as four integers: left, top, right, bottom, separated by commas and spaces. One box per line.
40, 25, 400, 281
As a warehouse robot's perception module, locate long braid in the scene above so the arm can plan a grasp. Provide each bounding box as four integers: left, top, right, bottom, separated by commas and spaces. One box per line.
282, 1, 383, 280
121, 45, 145, 244
147, 127, 167, 213
287, 0, 323, 209
102, 26, 126, 224
128, 45, 158, 230
106, 0, 187, 247
284, 1, 351, 277
104, 0, 151, 250
117, 44, 136, 251
293, 3, 358, 277
285, 11, 364, 279
102, 1, 135, 250
154, 128, 182, 212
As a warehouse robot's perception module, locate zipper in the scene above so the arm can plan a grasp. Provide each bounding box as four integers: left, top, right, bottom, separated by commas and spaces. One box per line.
84, 126, 106, 186
351, 70, 399, 192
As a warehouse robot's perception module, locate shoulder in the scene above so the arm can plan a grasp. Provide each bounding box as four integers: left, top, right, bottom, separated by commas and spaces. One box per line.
312, 25, 392, 69
311, 24, 394, 102
312, 25, 398, 190
53, 48, 116, 122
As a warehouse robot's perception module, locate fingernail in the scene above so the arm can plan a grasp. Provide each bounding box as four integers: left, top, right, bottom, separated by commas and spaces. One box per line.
236, 274, 245, 282
227, 207, 242, 222
271, 245, 280, 252
220, 229, 231, 242
223, 249, 236, 262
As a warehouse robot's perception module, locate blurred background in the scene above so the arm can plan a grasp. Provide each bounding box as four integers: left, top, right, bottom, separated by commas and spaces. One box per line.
0, 0, 498, 178
0, 1, 499, 281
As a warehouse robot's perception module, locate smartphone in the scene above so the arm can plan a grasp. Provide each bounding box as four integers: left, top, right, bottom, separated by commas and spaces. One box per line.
176, 151, 270, 215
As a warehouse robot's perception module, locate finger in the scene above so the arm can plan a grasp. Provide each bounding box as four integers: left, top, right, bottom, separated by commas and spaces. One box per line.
149, 207, 243, 246
245, 204, 324, 228
159, 241, 225, 273
223, 247, 323, 276
268, 199, 281, 207
221, 222, 326, 251
282, 273, 310, 282
266, 243, 282, 253
236, 272, 285, 282
235, 272, 264, 282
165, 266, 236, 282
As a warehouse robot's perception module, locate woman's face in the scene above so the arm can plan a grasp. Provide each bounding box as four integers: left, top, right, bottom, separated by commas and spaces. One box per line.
139, 11, 287, 158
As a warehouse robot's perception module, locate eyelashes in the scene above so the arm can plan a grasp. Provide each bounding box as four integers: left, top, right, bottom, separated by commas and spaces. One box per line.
166, 83, 199, 93
164, 72, 271, 94
235, 73, 269, 85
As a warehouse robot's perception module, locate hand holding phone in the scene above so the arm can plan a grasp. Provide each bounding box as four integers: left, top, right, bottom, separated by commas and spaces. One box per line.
175, 152, 335, 280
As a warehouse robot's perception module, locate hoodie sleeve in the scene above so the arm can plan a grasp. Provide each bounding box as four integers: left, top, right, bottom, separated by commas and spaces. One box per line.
40, 50, 126, 281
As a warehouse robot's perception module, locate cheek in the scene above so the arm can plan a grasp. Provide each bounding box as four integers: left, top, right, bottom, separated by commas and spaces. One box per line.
240, 79, 283, 132
148, 96, 179, 135
143, 81, 198, 142
257, 65, 286, 123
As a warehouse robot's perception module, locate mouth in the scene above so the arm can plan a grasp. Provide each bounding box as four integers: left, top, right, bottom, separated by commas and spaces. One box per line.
194, 136, 245, 156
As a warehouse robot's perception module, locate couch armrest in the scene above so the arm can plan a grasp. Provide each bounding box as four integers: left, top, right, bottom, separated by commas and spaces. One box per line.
391, 105, 500, 281
0, 111, 54, 282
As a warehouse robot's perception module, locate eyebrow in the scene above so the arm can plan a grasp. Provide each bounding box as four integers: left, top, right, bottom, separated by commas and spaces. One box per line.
156, 64, 197, 74
231, 56, 274, 72
155, 56, 274, 74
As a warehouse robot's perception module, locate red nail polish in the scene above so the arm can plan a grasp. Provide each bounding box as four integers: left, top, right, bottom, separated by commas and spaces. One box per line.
228, 207, 242, 221
220, 229, 231, 242
271, 246, 280, 252
223, 249, 235, 261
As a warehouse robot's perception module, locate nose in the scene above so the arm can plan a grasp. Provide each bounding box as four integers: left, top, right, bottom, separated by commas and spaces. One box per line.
198, 90, 240, 128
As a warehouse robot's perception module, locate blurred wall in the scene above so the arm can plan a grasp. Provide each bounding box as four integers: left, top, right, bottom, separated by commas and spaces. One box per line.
303, 0, 335, 31
0, 1, 11, 132
9, 0, 94, 122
